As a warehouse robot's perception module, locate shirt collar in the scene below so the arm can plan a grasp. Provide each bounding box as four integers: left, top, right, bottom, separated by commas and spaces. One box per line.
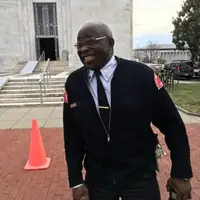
88, 55, 117, 82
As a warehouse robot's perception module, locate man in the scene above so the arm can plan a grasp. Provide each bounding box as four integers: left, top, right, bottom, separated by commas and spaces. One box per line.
63, 22, 192, 200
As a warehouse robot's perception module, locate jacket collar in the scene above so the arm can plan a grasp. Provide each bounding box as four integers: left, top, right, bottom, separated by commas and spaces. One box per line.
88, 56, 117, 82
84, 56, 122, 81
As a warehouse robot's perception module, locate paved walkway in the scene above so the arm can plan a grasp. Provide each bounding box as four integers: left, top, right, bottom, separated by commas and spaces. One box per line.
0, 125, 199, 199
0, 106, 63, 129
0, 106, 200, 129
0, 106, 199, 200
153, 124, 200, 200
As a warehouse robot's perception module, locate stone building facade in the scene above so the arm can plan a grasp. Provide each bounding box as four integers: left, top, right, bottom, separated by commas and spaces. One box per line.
133, 44, 191, 63
0, 0, 133, 70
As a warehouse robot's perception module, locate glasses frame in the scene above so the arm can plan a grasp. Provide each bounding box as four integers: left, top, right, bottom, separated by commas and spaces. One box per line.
74, 36, 107, 49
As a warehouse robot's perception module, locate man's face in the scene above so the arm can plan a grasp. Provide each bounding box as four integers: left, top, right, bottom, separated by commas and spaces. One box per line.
76, 27, 113, 70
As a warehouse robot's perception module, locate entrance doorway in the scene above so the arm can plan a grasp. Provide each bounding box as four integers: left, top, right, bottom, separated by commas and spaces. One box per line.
36, 37, 59, 60
40, 38, 55, 60
33, 3, 59, 60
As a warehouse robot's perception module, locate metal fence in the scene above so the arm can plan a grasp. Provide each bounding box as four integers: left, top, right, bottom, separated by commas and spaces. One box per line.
38, 58, 51, 103
155, 69, 178, 92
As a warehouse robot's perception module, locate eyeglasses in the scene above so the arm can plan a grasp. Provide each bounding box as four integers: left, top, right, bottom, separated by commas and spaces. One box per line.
74, 36, 107, 49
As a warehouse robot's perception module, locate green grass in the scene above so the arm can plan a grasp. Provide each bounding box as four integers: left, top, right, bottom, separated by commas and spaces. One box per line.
168, 83, 200, 113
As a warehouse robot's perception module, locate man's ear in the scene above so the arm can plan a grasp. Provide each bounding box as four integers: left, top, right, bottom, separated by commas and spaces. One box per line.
109, 38, 115, 47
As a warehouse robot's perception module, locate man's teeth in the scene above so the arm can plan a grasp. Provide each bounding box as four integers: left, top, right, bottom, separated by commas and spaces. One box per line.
85, 56, 95, 62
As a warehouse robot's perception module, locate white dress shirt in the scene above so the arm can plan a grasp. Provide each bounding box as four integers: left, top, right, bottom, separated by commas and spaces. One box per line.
72, 55, 117, 189
88, 55, 117, 110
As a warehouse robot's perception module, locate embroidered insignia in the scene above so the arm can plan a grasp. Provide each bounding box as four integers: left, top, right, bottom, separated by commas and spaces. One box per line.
64, 89, 68, 103
154, 73, 163, 90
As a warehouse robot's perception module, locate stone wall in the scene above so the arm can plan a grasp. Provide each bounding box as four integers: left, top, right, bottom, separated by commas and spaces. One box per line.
70, 0, 133, 67
0, 1, 20, 70
0, 0, 35, 71
0, 0, 132, 70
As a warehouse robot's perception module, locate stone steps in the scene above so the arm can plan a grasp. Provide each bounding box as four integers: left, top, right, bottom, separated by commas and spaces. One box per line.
1, 88, 64, 94
8, 77, 67, 82
0, 102, 63, 108
0, 75, 66, 106
0, 59, 73, 106
4, 84, 64, 90
0, 92, 63, 98
34, 61, 69, 73
6, 80, 65, 85
0, 97, 63, 103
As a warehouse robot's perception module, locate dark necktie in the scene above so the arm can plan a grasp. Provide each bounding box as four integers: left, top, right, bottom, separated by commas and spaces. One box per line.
94, 70, 110, 134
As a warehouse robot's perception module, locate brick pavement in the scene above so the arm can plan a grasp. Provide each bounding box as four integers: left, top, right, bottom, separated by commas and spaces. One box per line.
0, 124, 199, 200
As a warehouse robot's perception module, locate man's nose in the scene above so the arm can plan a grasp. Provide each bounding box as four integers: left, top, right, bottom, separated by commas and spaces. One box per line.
79, 44, 89, 52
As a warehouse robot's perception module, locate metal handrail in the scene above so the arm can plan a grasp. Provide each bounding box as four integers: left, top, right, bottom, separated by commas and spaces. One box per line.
38, 51, 45, 62
39, 58, 51, 103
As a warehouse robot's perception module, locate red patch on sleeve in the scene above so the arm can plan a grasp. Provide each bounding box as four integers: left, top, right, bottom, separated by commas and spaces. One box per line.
64, 89, 68, 103
154, 73, 163, 90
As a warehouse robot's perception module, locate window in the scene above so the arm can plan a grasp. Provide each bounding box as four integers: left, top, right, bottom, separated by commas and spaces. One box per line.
33, 3, 58, 36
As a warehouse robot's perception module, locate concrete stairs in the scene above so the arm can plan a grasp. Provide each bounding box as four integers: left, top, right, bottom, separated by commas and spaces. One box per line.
0, 76, 67, 107
34, 61, 72, 75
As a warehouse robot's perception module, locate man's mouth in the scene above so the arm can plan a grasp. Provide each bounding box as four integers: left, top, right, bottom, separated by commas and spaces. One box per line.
84, 55, 96, 63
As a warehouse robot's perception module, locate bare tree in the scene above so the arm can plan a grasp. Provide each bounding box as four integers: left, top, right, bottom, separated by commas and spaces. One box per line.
133, 48, 143, 61
133, 41, 159, 63
145, 41, 159, 63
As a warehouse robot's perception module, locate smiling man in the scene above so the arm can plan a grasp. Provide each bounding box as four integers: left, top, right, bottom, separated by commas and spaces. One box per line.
63, 21, 192, 200
76, 22, 114, 69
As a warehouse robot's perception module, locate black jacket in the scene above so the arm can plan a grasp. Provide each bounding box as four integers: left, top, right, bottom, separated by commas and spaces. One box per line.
63, 57, 193, 188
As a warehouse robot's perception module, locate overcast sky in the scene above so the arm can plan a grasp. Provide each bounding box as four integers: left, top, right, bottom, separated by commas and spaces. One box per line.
132, 0, 184, 47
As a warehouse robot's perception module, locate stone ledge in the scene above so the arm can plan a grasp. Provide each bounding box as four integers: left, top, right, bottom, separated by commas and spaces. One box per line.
20, 61, 38, 74
176, 105, 200, 117
0, 77, 8, 90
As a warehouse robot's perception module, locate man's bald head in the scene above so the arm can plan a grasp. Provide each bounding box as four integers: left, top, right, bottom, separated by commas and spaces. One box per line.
78, 21, 113, 39
76, 21, 115, 70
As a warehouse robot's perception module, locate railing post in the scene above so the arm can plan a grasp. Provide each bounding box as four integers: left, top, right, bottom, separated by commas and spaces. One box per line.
49, 60, 51, 79
39, 80, 43, 103
44, 73, 46, 94
172, 72, 175, 92
38, 56, 51, 104
46, 59, 49, 87
38, 51, 48, 104
47, 71, 49, 86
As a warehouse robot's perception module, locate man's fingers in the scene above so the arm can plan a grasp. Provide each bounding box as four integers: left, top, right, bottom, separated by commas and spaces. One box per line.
188, 192, 192, 199
166, 184, 171, 192
81, 196, 89, 200
182, 194, 188, 200
175, 192, 182, 200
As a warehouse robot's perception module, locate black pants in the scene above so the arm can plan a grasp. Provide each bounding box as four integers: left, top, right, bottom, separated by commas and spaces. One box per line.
87, 171, 161, 200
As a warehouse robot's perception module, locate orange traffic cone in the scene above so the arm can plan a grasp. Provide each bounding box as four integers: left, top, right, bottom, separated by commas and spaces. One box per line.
24, 119, 51, 170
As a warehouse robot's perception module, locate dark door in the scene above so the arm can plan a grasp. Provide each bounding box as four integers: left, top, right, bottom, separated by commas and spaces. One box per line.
39, 38, 56, 60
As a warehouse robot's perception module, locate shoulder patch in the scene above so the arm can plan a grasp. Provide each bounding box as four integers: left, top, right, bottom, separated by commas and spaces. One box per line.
154, 73, 163, 90
63, 89, 68, 103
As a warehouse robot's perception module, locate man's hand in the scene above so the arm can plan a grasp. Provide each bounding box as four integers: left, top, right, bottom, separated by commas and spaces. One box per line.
166, 178, 192, 200
72, 184, 89, 200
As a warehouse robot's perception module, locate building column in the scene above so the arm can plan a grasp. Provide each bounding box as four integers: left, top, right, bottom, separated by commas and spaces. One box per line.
27, 0, 36, 60
16, 0, 26, 60
66, 0, 75, 68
